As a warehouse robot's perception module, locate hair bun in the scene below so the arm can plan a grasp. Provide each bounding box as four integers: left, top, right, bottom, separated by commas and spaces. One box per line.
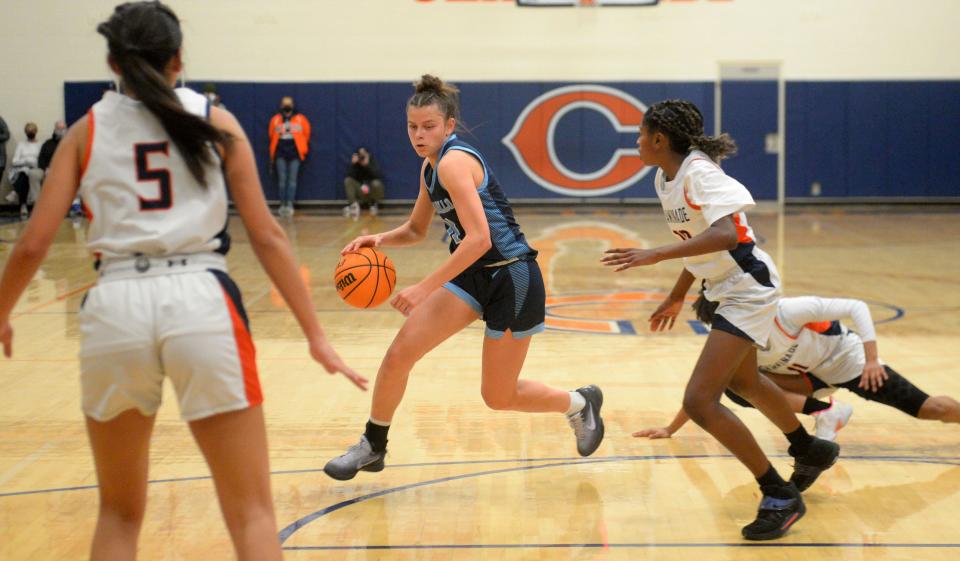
414, 74, 445, 95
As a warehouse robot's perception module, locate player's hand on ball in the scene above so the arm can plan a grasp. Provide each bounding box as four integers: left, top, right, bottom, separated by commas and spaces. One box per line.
310, 336, 368, 391
601, 247, 662, 271
632, 427, 673, 439
649, 297, 683, 332
341, 234, 381, 255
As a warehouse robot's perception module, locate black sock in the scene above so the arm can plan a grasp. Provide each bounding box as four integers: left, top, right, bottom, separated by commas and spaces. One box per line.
756, 464, 787, 488
364, 420, 390, 453
802, 397, 831, 415
785, 425, 814, 456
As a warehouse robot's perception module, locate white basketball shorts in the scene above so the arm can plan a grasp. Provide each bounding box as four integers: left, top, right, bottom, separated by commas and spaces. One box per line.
703, 248, 781, 348
79, 255, 261, 422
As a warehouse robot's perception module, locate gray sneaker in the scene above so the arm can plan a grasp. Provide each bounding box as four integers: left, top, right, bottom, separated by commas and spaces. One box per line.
568, 385, 604, 456
323, 436, 386, 481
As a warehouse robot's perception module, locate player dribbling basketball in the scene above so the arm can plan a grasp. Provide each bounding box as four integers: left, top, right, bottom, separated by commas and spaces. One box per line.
324, 75, 605, 481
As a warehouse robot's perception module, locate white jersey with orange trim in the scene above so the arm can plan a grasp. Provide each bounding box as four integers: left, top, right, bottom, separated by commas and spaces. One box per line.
758, 296, 876, 385
79, 88, 228, 259
654, 150, 764, 281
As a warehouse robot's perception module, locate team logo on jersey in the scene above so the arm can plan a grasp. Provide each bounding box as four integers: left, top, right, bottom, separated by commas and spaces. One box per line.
502, 85, 650, 197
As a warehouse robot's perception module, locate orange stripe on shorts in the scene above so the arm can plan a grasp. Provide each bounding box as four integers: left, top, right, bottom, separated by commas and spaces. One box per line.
221, 287, 262, 407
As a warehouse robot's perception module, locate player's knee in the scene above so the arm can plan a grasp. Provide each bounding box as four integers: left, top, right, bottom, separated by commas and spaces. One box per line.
920, 397, 950, 420
381, 344, 419, 373
99, 497, 146, 527
481, 387, 515, 411
682, 393, 716, 426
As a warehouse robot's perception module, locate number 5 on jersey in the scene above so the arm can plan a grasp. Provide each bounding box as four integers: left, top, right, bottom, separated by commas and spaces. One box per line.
135, 142, 172, 211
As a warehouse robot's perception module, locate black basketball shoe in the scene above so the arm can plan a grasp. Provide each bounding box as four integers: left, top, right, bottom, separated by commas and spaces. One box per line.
741, 482, 806, 541
789, 437, 840, 492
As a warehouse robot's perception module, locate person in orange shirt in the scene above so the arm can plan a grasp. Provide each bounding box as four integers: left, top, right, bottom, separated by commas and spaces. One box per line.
268, 96, 310, 216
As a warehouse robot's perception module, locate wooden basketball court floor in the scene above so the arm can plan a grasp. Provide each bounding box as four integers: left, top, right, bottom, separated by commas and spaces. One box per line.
1, 205, 958, 560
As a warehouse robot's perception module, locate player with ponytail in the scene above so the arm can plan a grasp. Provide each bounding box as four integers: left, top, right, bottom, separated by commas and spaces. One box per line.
324, 75, 605, 481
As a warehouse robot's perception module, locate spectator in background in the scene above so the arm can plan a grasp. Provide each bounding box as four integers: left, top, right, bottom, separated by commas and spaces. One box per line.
7, 122, 43, 218
0, 115, 9, 192
343, 146, 385, 217
268, 96, 310, 217
202, 83, 224, 108
38, 121, 67, 174
37, 120, 80, 217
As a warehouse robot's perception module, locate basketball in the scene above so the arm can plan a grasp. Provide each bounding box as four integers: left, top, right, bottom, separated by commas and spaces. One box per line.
334, 247, 397, 308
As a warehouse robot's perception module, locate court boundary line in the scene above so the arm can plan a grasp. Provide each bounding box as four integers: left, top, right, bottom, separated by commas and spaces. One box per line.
275, 454, 960, 545
3, 453, 958, 499
284, 542, 960, 550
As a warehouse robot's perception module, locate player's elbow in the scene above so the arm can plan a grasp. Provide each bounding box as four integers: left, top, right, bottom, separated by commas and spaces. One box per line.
717, 223, 739, 250
407, 221, 429, 242
16, 236, 51, 262
708, 219, 739, 251
469, 233, 492, 254
723, 230, 739, 250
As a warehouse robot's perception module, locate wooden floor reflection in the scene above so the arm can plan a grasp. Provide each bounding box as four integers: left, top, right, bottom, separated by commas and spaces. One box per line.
1, 206, 959, 560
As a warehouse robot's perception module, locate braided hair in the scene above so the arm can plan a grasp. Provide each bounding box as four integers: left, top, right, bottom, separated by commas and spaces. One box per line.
408, 74, 461, 123
97, 1, 228, 185
643, 99, 737, 162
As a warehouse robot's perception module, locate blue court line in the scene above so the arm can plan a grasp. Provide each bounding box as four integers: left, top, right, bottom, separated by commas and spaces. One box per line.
284, 542, 960, 551
278, 458, 618, 542
3, 453, 959, 500
276, 454, 960, 544
866, 299, 905, 324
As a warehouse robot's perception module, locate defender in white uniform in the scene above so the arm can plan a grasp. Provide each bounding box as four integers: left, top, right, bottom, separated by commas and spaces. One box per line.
0, 4, 363, 560
653, 149, 779, 345
604, 99, 838, 541
760, 297, 877, 388
637, 295, 960, 442
758, 297, 960, 427
78, 86, 248, 422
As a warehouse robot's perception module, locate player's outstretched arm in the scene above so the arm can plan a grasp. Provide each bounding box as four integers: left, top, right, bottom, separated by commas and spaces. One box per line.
212, 107, 367, 390
602, 215, 738, 272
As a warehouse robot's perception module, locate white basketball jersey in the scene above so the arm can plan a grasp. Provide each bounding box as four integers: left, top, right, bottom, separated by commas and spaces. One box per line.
80, 88, 228, 259
654, 150, 759, 280
758, 297, 868, 385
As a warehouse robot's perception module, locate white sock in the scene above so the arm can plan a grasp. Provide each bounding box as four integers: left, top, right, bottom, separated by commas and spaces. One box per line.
368, 416, 391, 427
565, 391, 586, 416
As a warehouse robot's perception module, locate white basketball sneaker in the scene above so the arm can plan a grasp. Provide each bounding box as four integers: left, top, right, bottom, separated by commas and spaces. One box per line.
813, 398, 853, 441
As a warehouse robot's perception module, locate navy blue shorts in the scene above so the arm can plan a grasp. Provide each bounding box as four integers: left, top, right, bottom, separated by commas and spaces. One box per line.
444, 259, 545, 339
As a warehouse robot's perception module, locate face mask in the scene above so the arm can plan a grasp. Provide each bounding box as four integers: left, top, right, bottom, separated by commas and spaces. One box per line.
282, 106, 293, 113
26, 132, 37, 141
54, 129, 66, 139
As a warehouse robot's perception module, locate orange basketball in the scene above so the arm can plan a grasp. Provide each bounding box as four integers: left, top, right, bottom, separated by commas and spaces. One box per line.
334, 247, 397, 308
